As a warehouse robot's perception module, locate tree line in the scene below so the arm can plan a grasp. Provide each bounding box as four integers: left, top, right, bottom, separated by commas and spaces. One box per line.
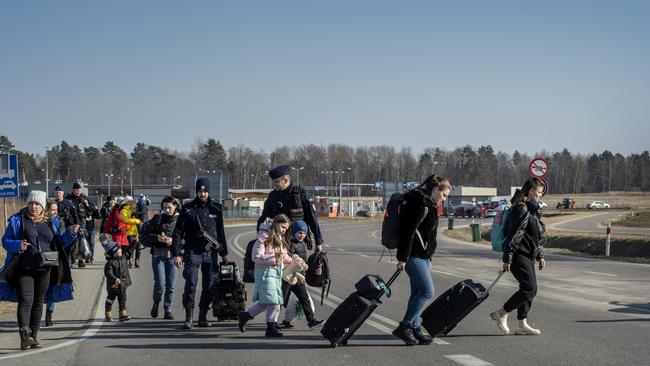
1, 135, 648, 195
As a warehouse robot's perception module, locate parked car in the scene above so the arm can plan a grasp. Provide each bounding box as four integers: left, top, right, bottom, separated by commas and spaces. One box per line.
556, 197, 575, 209
484, 208, 496, 218
587, 201, 610, 209
356, 210, 372, 217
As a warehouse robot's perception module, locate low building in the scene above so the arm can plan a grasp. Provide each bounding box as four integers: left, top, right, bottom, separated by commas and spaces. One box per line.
448, 186, 497, 206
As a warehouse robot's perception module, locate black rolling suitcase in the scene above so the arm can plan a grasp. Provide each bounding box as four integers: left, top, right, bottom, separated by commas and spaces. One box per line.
321, 270, 400, 348
421, 271, 503, 337
211, 262, 247, 321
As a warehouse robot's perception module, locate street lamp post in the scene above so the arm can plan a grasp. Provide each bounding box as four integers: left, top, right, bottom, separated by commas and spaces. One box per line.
105, 173, 114, 196
292, 166, 305, 185
44, 147, 49, 197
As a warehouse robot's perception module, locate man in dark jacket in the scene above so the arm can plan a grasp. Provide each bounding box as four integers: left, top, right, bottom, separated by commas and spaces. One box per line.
172, 178, 229, 329
66, 183, 92, 268
256, 165, 324, 252
54, 186, 78, 227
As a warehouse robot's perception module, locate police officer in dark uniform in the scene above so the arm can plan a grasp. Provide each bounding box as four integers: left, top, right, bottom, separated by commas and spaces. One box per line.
54, 185, 78, 227
66, 182, 90, 268
172, 178, 229, 329
257, 165, 324, 252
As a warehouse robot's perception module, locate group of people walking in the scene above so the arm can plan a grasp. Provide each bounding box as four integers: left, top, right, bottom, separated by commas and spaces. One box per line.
1, 165, 548, 350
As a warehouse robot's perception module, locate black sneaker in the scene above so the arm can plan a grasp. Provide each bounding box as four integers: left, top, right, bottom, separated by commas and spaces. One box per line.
78, 260, 86, 268
412, 326, 433, 345
392, 323, 418, 346
164, 311, 174, 320
280, 320, 295, 329
308, 319, 324, 328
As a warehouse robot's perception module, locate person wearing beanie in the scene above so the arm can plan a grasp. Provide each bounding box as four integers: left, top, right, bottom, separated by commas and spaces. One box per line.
278, 220, 323, 329
257, 165, 325, 254
120, 195, 142, 268
53, 186, 78, 228
66, 183, 90, 268
172, 177, 229, 329
99, 196, 116, 234
101, 234, 132, 322
1, 191, 80, 350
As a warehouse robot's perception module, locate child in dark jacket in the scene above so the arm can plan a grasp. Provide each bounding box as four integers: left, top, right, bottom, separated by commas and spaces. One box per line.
101, 234, 132, 322
279, 220, 323, 329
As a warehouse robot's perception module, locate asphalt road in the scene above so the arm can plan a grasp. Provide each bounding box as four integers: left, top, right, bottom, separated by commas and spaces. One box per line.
5, 220, 649, 366
549, 210, 650, 236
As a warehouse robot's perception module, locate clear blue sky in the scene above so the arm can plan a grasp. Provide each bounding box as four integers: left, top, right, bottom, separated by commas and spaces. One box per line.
1, 1, 648, 157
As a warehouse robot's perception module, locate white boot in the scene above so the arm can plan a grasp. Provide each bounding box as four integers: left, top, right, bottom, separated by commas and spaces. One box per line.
515, 319, 541, 335
489, 309, 510, 335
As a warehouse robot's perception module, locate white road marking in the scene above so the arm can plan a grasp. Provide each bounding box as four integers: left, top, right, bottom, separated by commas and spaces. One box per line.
358, 254, 369, 258
432, 269, 465, 278
232, 228, 448, 345
445, 354, 493, 366
0, 278, 107, 361
585, 271, 618, 277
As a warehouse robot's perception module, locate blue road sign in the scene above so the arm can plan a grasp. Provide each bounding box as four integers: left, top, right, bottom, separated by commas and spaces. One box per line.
0, 154, 19, 198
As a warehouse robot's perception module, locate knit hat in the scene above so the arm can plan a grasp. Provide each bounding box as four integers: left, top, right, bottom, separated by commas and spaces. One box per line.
72, 182, 82, 189
27, 190, 47, 208
292, 220, 308, 235
99, 234, 120, 256
54, 186, 64, 192
123, 195, 134, 203
196, 178, 210, 192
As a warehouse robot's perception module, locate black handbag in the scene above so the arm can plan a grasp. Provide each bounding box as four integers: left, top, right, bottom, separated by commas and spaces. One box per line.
38, 251, 59, 267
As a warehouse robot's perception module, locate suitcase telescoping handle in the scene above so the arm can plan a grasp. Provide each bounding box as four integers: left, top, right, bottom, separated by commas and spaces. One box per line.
385, 268, 401, 288
484, 271, 505, 294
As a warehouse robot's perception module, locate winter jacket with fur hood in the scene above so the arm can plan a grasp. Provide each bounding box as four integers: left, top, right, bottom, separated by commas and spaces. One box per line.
396, 189, 439, 262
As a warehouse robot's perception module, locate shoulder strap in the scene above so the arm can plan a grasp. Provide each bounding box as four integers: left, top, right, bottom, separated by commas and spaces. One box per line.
415, 206, 429, 250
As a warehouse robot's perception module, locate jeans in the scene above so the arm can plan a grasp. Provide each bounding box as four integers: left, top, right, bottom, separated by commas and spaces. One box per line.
86, 228, 96, 261
401, 257, 435, 328
152, 256, 178, 312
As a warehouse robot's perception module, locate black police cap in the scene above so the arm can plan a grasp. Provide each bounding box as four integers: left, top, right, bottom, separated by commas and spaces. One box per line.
268, 165, 291, 180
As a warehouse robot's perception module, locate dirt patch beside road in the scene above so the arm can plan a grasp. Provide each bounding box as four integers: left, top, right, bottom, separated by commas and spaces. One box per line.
610, 210, 650, 228
443, 224, 650, 263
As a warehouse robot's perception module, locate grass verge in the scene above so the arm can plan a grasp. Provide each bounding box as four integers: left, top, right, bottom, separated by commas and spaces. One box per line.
443, 225, 650, 263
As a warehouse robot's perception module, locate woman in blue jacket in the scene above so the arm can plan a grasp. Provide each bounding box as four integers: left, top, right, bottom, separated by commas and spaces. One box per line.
0, 190, 79, 350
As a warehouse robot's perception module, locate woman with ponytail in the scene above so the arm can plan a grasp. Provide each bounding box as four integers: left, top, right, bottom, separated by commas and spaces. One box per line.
238, 214, 293, 337
490, 176, 547, 336
392, 174, 452, 346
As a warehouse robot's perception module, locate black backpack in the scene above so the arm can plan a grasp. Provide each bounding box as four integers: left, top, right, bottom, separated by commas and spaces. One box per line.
243, 239, 256, 283
380, 191, 428, 260
306, 251, 331, 305
381, 193, 407, 250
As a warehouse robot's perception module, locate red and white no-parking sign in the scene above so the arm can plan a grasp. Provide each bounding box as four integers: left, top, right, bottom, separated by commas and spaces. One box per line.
529, 157, 549, 178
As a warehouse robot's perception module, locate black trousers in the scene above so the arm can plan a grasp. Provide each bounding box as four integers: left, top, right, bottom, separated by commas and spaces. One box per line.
128, 236, 141, 262
15, 268, 51, 330
503, 253, 538, 320
281, 280, 315, 322
105, 286, 127, 311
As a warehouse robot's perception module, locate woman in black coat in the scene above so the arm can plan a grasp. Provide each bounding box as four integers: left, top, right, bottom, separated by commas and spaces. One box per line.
392, 174, 451, 346
490, 176, 547, 335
